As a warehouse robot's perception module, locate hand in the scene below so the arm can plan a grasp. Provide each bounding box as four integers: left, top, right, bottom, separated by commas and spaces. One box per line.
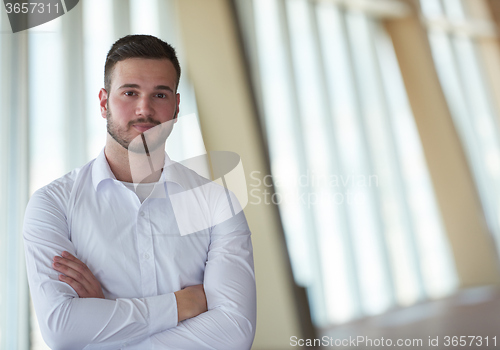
52, 251, 105, 299
174, 284, 207, 322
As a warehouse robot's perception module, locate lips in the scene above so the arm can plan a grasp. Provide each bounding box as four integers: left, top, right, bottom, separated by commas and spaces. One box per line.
132, 124, 155, 133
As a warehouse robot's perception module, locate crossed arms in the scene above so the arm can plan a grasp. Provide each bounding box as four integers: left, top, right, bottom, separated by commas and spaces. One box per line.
52, 251, 208, 323
23, 187, 256, 350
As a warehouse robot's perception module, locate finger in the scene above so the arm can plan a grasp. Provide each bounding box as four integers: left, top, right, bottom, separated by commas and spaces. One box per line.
53, 257, 86, 275
59, 274, 89, 297
58, 252, 100, 283
53, 261, 92, 288
61, 250, 78, 262
54, 251, 90, 274
53, 253, 104, 299
53, 256, 102, 293
60, 251, 86, 269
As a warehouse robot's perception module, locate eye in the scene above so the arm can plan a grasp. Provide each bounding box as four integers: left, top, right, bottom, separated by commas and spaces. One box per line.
156, 93, 167, 99
124, 91, 136, 96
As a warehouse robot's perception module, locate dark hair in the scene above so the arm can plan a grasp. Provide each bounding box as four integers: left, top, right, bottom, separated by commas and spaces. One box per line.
104, 34, 181, 92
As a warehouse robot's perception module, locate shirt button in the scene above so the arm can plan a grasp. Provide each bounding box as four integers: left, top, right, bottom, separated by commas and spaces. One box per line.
139, 211, 145, 217
144, 253, 150, 260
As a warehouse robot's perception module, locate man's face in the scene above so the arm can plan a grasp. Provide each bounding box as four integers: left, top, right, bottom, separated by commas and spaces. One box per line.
99, 58, 180, 152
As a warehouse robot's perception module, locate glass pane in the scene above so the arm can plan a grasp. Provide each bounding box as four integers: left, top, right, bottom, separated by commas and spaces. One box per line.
316, 2, 365, 323
453, 36, 500, 238
253, 0, 326, 324
373, 23, 457, 299
344, 10, 393, 316
428, 26, 500, 252
28, 16, 64, 193
130, 0, 160, 36
420, 0, 444, 17
83, 0, 113, 159
0, 7, 4, 349
441, 0, 466, 20
286, 0, 354, 325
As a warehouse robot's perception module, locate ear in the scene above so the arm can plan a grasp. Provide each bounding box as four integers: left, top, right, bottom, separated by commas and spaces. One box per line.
99, 88, 108, 119
174, 93, 180, 124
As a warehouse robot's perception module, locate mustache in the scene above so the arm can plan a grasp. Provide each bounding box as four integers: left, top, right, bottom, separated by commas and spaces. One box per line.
127, 118, 161, 128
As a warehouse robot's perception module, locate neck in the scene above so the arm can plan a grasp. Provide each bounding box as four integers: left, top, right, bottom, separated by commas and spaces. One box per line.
104, 134, 165, 183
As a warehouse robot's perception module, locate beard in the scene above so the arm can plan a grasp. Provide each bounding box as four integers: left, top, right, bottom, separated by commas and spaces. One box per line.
106, 107, 174, 154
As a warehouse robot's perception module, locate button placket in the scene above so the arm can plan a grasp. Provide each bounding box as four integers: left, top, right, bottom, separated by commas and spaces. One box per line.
136, 203, 157, 297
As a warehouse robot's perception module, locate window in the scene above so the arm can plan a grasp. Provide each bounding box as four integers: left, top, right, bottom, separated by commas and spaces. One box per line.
422, 0, 500, 253
1, 5, 30, 350
238, 0, 457, 326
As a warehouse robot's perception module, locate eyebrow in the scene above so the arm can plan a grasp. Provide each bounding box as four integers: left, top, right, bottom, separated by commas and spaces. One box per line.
118, 84, 174, 93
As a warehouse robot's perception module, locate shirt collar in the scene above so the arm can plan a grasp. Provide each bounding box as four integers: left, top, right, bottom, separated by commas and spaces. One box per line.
92, 148, 187, 191
92, 148, 116, 191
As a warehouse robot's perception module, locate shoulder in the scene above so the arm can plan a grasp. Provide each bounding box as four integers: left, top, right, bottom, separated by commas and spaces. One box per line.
27, 159, 95, 214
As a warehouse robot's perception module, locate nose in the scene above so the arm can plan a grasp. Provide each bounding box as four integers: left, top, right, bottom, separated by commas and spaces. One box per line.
136, 96, 154, 117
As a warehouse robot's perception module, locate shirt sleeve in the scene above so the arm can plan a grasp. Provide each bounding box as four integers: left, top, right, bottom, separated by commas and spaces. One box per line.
150, 191, 257, 350
23, 187, 179, 350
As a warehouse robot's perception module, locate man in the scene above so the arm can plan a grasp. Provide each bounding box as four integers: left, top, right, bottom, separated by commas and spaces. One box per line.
23, 35, 256, 350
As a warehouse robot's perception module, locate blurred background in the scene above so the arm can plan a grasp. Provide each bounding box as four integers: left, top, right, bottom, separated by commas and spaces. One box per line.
2, 0, 500, 349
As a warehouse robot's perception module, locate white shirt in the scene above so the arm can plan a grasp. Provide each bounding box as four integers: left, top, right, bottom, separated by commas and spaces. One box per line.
23, 149, 256, 350
122, 181, 156, 203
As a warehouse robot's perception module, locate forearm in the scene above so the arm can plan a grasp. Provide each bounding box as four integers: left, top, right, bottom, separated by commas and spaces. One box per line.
174, 284, 207, 322
151, 307, 255, 350
30, 283, 178, 350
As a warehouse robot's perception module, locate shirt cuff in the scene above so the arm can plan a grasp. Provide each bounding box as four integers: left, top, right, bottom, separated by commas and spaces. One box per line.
146, 293, 178, 334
